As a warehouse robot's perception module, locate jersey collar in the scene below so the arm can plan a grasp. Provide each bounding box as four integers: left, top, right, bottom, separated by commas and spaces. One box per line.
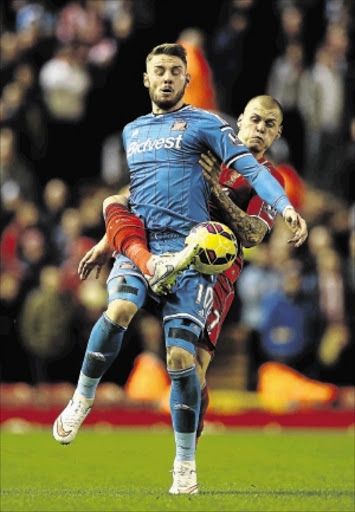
151, 104, 190, 117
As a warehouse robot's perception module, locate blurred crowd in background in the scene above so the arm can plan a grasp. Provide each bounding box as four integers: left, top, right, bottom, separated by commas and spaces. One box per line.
1, 0, 354, 401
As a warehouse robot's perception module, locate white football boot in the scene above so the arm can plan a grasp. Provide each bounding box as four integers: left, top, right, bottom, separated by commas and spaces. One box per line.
53, 391, 94, 445
169, 460, 199, 495
145, 243, 199, 295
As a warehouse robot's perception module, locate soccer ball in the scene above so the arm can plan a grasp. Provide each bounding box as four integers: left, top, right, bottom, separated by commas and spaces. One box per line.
185, 221, 238, 275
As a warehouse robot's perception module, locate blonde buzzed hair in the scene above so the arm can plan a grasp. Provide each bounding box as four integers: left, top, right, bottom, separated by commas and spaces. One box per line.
245, 95, 284, 123
146, 43, 188, 68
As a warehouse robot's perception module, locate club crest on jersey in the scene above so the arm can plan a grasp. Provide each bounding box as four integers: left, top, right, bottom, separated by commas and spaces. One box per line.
170, 120, 188, 131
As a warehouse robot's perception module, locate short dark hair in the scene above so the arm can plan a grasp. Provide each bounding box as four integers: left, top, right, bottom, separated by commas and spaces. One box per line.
246, 95, 284, 124
146, 43, 187, 68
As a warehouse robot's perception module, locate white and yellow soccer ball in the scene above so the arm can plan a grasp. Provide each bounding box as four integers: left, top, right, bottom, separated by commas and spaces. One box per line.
185, 221, 238, 275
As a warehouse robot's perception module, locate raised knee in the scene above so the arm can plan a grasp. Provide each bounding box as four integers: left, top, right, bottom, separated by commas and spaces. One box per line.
106, 299, 137, 327
167, 346, 194, 370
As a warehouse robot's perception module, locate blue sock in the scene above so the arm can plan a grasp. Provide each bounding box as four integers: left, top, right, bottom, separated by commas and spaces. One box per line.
78, 313, 126, 397
168, 364, 201, 461
77, 372, 100, 399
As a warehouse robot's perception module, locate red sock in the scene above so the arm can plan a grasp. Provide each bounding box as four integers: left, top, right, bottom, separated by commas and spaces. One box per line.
196, 383, 209, 445
105, 203, 152, 274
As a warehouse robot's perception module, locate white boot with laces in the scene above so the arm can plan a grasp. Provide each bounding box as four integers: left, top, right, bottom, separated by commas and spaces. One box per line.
53, 392, 93, 445
145, 243, 199, 295
169, 460, 199, 494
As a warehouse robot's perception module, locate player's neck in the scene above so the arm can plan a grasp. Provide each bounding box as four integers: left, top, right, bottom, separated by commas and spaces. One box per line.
152, 100, 186, 115
252, 151, 265, 161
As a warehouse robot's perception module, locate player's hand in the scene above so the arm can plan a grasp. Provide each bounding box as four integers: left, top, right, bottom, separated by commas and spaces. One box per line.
78, 235, 112, 280
283, 207, 308, 247
199, 150, 222, 190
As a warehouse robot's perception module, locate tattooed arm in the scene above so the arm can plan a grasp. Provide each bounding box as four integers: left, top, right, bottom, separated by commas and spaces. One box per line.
199, 151, 268, 248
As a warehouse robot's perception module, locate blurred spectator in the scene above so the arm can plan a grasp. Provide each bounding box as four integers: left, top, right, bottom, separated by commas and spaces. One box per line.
19, 265, 75, 383
177, 27, 218, 111
39, 42, 91, 122
316, 245, 349, 331
76, 278, 107, 321
0, 32, 20, 88
258, 259, 324, 368
60, 233, 96, 296
0, 200, 40, 274
38, 40, 93, 185
0, 127, 39, 205
55, 0, 104, 46
78, 187, 107, 239
237, 243, 283, 333
17, 226, 51, 277
207, 0, 252, 114
267, 41, 306, 171
14, 1, 55, 36
100, 130, 129, 188
42, 178, 70, 226
298, 23, 349, 194
0, 81, 26, 126
275, 3, 304, 52
13, 61, 47, 160
53, 207, 82, 263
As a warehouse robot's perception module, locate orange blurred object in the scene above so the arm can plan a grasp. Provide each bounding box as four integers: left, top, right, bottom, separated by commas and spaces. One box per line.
125, 352, 170, 402
258, 362, 338, 411
178, 39, 218, 111
275, 163, 305, 210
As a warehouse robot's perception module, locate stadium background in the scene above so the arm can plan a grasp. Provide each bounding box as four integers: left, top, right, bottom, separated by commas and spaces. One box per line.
1, 0, 354, 426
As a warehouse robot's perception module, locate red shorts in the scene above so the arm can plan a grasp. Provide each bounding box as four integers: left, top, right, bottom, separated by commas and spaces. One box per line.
197, 265, 240, 357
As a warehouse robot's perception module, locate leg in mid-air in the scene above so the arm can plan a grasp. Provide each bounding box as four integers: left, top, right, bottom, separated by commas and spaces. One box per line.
104, 196, 199, 295
53, 263, 147, 445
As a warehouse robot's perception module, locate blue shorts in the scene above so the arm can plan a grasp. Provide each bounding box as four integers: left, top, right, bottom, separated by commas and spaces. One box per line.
106, 236, 217, 354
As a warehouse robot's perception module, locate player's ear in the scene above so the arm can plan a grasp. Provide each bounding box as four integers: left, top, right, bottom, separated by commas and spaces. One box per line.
143, 72, 149, 89
237, 114, 243, 129
276, 124, 283, 139
185, 73, 191, 86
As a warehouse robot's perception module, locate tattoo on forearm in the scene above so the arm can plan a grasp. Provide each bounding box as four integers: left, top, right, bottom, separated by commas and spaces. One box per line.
212, 187, 268, 246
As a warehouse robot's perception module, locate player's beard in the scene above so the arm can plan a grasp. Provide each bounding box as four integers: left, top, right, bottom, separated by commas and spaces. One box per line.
248, 143, 261, 154
150, 84, 186, 111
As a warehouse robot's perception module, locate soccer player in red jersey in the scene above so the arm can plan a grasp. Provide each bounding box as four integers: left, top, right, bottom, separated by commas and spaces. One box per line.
78, 95, 307, 443
194, 96, 290, 442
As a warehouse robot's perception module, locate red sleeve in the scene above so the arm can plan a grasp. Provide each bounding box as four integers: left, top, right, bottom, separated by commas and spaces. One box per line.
246, 164, 285, 231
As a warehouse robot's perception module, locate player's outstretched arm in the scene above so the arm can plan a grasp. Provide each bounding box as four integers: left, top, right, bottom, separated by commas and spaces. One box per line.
200, 151, 268, 247
283, 206, 308, 248
78, 234, 113, 280
200, 151, 308, 247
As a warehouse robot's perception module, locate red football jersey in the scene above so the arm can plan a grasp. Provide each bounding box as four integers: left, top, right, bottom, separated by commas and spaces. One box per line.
209, 157, 285, 284
198, 157, 285, 353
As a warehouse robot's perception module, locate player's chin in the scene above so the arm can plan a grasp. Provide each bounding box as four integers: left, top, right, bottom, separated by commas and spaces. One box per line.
155, 97, 179, 110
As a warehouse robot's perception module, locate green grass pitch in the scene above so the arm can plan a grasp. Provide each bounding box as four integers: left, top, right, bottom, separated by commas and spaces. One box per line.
1, 429, 354, 511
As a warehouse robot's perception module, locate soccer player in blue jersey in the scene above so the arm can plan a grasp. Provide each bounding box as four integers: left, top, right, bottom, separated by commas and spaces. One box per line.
53, 44, 307, 494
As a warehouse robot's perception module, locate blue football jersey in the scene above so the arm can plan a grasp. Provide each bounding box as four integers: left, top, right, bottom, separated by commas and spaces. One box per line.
123, 104, 290, 237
